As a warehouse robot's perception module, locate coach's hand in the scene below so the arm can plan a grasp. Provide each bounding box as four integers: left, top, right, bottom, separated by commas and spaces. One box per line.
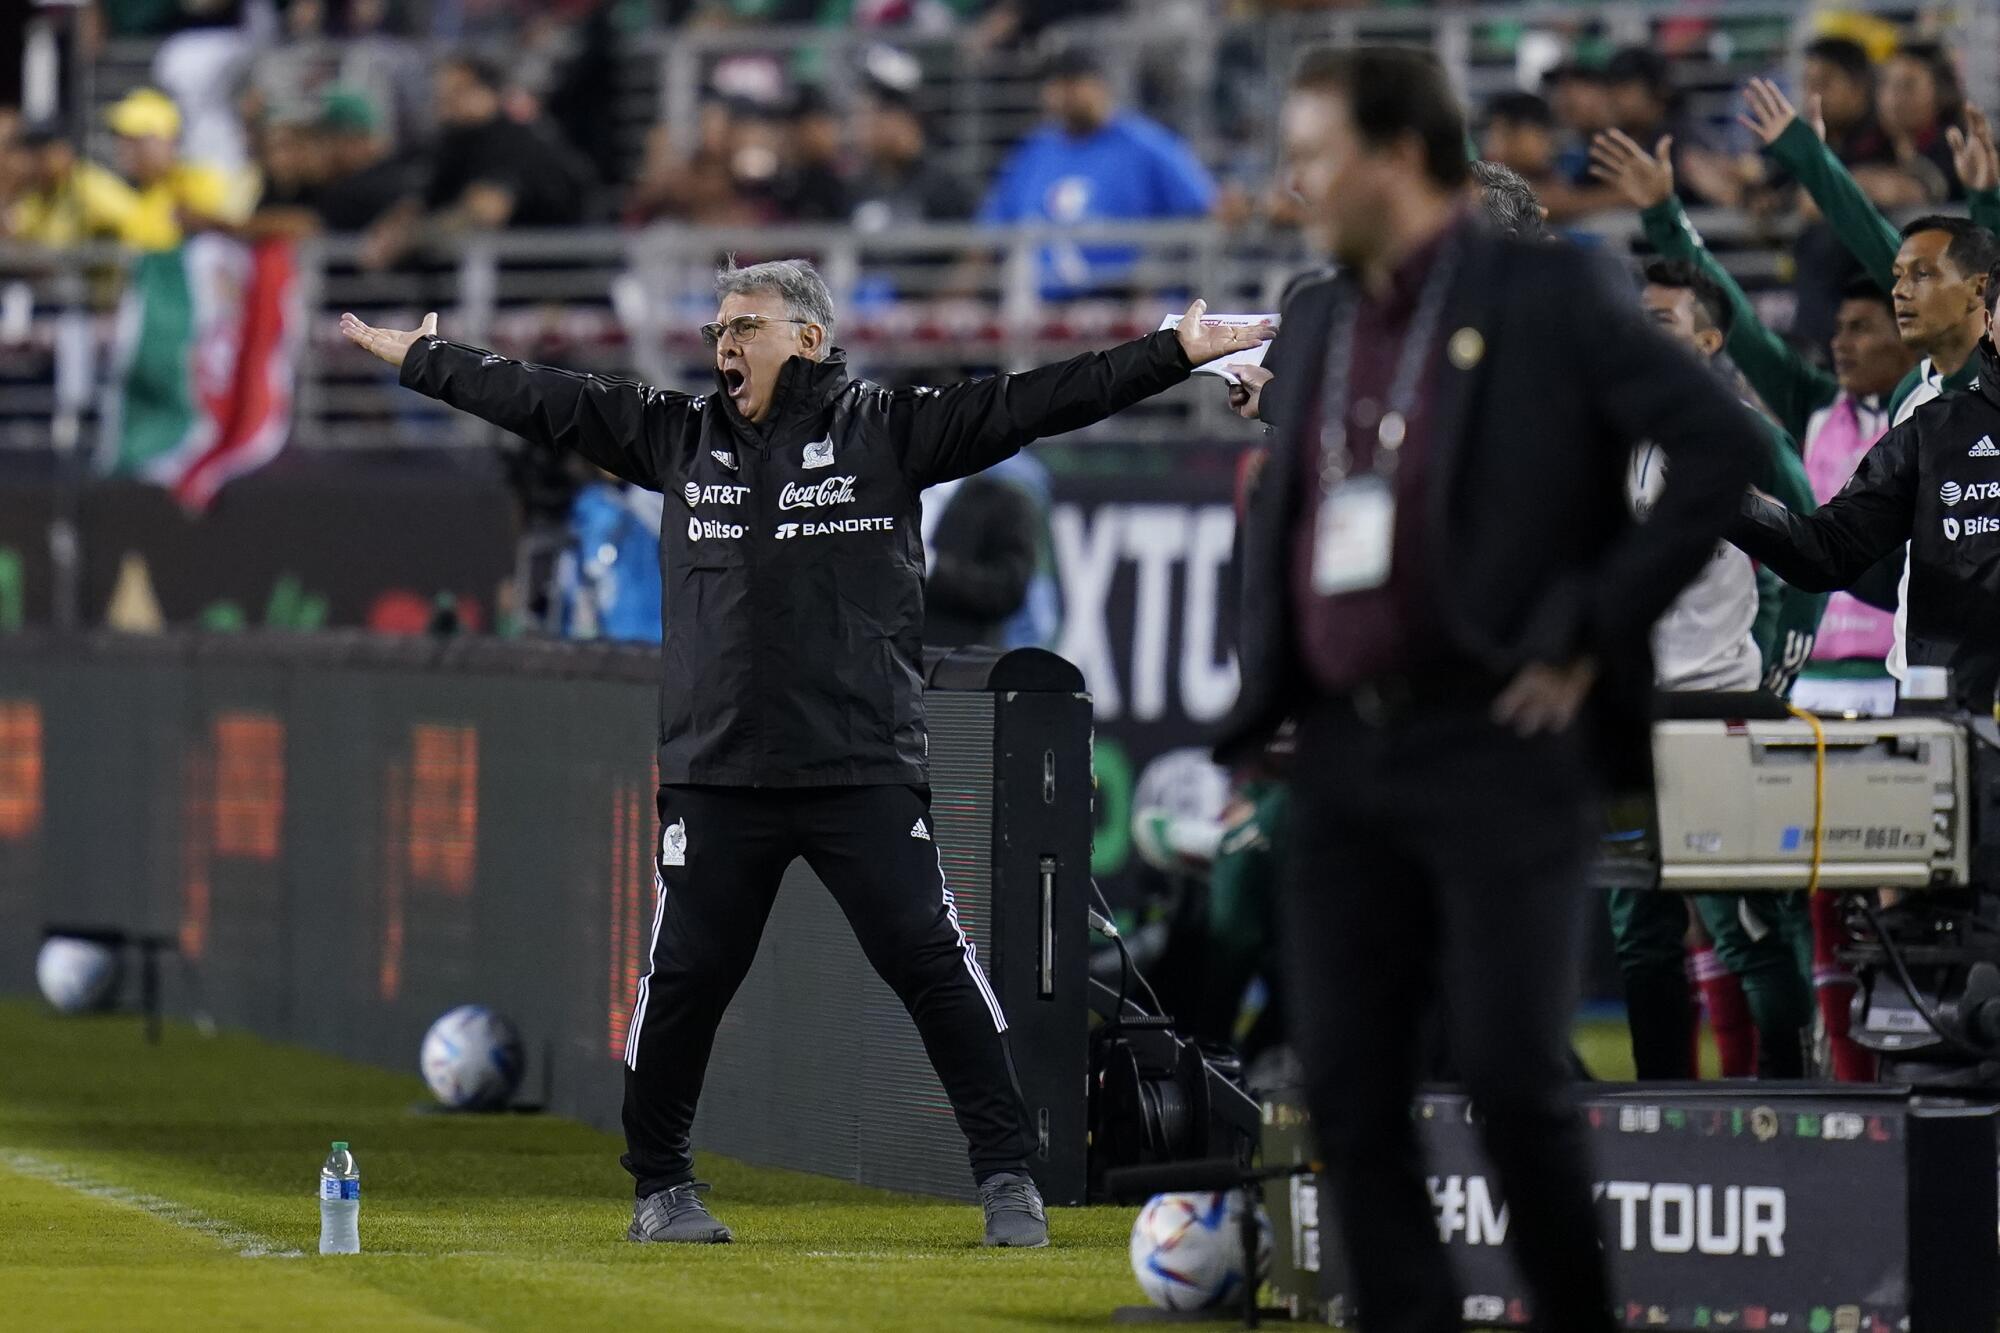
1492, 658, 1597, 738
340, 310, 439, 368
1175, 299, 1275, 367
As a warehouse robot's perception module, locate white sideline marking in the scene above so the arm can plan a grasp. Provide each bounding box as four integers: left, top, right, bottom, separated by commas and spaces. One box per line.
0, 1148, 305, 1258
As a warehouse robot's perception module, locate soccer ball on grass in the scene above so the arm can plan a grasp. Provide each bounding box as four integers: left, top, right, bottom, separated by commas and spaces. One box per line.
419, 1005, 524, 1110
35, 936, 120, 1014
1129, 1190, 1272, 1311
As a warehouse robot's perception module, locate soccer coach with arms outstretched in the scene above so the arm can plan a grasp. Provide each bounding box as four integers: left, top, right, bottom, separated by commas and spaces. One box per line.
341, 263, 1267, 1248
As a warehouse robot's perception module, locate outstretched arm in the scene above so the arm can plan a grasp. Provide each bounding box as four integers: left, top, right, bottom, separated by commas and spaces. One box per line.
893, 299, 1271, 488
1729, 420, 1919, 592
1949, 106, 2000, 233
1741, 78, 1901, 292
1591, 129, 1837, 438
342, 312, 691, 490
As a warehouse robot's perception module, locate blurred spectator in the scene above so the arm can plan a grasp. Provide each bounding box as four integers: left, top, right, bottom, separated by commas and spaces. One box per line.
313, 89, 418, 232
249, 0, 343, 126
624, 98, 762, 227
1602, 45, 1732, 210
104, 89, 243, 250
1482, 92, 1557, 186
776, 85, 851, 222
245, 103, 327, 223
1879, 42, 1966, 201
422, 55, 590, 225
3, 123, 141, 247
542, 0, 625, 191
341, 0, 432, 150
1483, 89, 1628, 224
557, 477, 663, 644
137, 0, 264, 179
850, 52, 975, 228
361, 55, 591, 268
978, 47, 1214, 294
1543, 62, 1614, 182
1803, 37, 1897, 173
664, 0, 986, 20
1605, 47, 1677, 144
923, 451, 1058, 651
971, 0, 1124, 52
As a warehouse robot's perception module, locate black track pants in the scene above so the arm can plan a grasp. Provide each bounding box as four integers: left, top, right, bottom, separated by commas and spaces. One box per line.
619, 784, 1034, 1197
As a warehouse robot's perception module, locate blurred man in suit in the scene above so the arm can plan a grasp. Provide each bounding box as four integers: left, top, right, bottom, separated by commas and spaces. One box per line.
1214, 47, 1760, 1333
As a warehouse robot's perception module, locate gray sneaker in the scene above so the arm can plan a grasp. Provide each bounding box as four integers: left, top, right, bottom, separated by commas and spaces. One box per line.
979, 1172, 1049, 1248
626, 1182, 732, 1244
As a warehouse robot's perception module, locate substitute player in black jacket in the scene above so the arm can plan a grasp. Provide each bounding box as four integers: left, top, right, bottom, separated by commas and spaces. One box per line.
339, 261, 1268, 1248
1732, 332, 2000, 706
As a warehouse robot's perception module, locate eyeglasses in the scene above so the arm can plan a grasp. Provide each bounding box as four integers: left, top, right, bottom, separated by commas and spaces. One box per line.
700, 315, 812, 349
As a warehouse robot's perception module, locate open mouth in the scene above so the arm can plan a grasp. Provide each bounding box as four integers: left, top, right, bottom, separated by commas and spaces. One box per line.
723, 367, 748, 401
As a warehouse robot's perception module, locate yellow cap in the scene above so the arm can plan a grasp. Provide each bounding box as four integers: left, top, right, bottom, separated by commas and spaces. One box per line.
106, 89, 182, 141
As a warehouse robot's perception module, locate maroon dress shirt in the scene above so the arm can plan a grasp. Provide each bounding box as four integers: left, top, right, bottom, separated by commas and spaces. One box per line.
1288, 219, 1462, 692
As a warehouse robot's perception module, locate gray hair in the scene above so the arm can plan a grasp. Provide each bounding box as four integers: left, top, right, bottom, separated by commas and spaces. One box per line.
714, 257, 836, 340
1469, 160, 1546, 241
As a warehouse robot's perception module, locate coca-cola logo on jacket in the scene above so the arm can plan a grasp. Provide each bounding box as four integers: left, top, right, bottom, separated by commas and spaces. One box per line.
777, 475, 858, 511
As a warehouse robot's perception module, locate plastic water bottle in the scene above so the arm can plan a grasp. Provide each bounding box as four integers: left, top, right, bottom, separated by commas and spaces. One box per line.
318, 1141, 360, 1254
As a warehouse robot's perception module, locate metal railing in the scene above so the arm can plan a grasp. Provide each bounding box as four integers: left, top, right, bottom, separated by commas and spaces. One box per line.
0, 209, 1829, 456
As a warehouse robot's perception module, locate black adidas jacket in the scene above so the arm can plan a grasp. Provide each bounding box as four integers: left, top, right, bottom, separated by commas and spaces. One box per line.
1732, 336, 2000, 706
400, 331, 1192, 785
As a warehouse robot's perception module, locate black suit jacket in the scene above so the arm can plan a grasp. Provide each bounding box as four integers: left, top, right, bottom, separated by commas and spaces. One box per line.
1215, 228, 1760, 791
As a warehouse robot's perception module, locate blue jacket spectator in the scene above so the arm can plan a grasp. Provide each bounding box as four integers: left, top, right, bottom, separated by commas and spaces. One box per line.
558, 482, 663, 643
978, 48, 1215, 296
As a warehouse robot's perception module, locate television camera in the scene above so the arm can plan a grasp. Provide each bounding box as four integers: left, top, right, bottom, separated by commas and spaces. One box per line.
1602, 688, 2000, 1089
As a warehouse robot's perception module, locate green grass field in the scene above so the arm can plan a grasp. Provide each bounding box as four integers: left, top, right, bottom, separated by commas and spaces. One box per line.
0, 1001, 1640, 1332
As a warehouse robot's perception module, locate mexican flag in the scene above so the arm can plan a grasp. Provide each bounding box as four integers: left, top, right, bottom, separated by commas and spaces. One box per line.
110, 233, 300, 513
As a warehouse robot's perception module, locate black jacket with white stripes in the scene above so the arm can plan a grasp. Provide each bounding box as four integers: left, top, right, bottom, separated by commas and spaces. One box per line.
1732, 335, 2000, 707
400, 331, 1192, 786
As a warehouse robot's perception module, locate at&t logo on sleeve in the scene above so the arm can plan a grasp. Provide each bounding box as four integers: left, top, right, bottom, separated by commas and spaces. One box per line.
1940, 480, 2000, 506
685, 482, 750, 507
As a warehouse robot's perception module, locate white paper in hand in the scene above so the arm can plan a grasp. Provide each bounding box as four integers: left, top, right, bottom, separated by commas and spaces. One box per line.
1159, 312, 1280, 385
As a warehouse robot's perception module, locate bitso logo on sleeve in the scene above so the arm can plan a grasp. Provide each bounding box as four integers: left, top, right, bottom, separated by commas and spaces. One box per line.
803, 437, 835, 469
662, 819, 687, 867
1944, 516, 1961, 541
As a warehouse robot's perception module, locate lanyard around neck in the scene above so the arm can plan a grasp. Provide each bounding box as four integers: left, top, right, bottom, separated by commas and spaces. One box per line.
1314, 241, 1460, 495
